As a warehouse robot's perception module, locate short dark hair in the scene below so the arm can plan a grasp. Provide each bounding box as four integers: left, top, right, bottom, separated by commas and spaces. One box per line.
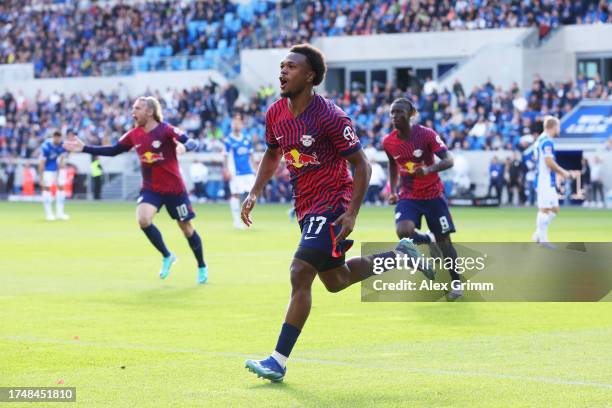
391, 98, 416, 117
52, 130, 62, 137
290, 43, 327, 86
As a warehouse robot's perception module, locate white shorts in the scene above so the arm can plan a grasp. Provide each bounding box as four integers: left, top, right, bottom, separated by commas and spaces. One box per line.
229, 174, 255, 195
43, 170, 67, 188
537, 185, 559, 209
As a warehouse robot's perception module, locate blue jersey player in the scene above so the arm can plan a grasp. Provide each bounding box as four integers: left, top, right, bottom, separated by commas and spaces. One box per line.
223, 114, 255, 229
532, 116, 571, 243
38, 130, 69, 221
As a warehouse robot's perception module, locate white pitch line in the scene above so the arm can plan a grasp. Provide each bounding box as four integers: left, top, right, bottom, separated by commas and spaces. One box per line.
4, 335, 612, 390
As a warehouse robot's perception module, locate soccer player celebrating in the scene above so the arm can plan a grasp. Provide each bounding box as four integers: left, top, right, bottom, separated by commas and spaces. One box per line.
63, 96, 208, 284
240, 44, 428, 382
223, 114, 255, 229
39, 130, 69, 221
532, 116, 571, 244
383, 98, 462, 298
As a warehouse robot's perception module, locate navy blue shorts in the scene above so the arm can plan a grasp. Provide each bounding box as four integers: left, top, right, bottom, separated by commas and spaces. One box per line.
137, 189, 196, 222
294, 212, 354, 272
395, 197, 456, 235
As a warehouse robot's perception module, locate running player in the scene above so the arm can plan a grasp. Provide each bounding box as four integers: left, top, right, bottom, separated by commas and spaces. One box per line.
223, 114, 255, 229
63, 96, 208, 284
240, 44, 429, 382
39, 130, 69, 221
532, 116, 571, 243
383, 98, 462, 299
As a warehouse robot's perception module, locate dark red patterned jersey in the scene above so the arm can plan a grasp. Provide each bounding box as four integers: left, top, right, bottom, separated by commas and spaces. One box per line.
382, 125, 447, 200
118, 122, 186, 194
265, 94, 362, 221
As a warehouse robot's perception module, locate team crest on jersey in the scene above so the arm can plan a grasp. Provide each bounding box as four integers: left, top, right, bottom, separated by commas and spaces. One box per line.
301, 135, 314, 147
413, 149, 423, 158
152, 140, 161, 149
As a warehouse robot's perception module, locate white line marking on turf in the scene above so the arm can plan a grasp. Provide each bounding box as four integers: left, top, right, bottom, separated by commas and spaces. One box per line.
4, 335, 612, 390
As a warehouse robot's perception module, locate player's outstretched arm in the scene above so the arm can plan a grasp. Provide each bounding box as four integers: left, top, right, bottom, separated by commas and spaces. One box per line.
333, 149, 371, 242
64, 136, 129, 157
385, 151, 399, 204
240, 147, 282, 226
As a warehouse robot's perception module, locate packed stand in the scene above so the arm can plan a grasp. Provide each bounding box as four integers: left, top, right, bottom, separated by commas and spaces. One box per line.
329, 73, 612, 153
0, 0, 280, 77
1, 75, 611, 201
2, 0, 611, 77
1, 74, 612, 160
0, 80, 272, 158
253, 0, 612, 48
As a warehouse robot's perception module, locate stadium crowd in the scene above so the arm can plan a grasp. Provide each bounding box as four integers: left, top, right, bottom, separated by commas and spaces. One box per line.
1, 73, 611, 203
1, 0, 611, 77
1, 74, 611, 161
269, 0, 612, 48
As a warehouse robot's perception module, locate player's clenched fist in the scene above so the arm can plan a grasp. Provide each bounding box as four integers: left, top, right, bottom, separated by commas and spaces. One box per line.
241, 193, 257, 227
388, 193, 398, 205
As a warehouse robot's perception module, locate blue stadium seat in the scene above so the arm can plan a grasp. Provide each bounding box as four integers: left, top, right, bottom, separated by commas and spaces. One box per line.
230, 19, 242, 33
171, 57, 188, 71
189, 57, 207, 70
148, 56, 161, 70
187, 21, 200, 41
204, 49, 217, 64
161, 45, 173, 57
132, 56, 149, 72
237, 4, 254, 23
254, 0, 267, 15
143, 48, 155, 58
143, 46, 164, 59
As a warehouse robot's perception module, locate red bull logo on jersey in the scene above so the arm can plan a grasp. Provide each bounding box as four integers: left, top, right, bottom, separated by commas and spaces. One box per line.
141, 151, 165, 164
283, 149, 320, 169
403, 161, 422, 174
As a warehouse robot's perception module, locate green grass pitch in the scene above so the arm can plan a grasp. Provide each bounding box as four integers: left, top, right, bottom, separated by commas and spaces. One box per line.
1, 202, 611, 407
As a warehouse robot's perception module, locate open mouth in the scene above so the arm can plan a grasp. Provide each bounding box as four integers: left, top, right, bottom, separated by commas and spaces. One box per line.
279, 77, 288, 90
